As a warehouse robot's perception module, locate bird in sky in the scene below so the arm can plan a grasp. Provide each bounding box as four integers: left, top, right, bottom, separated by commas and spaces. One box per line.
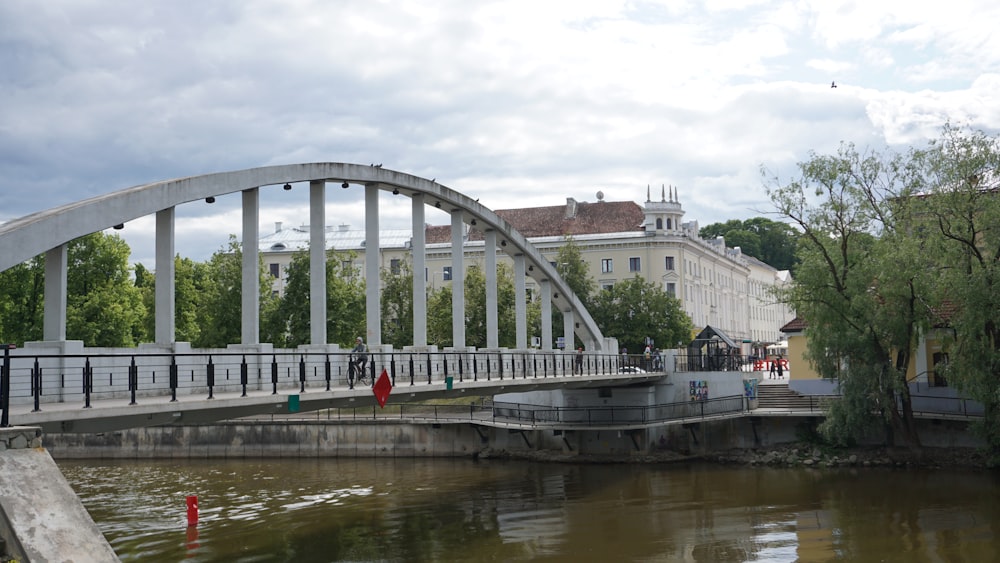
831, 81, 837, 88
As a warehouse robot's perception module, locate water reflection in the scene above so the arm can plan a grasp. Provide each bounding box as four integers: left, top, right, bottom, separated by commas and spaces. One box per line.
58, 458, 1000, 562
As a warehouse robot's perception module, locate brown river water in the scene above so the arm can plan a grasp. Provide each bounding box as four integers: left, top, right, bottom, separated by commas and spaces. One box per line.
58, 457, 1000, 562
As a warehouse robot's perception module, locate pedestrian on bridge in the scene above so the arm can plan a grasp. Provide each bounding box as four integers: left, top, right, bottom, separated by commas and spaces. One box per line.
352, 337, 369, 378
575, 347, 584, 374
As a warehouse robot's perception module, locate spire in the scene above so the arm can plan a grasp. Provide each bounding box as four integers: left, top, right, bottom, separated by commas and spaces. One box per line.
661, 184, 666, 202
646, 184, 650, 202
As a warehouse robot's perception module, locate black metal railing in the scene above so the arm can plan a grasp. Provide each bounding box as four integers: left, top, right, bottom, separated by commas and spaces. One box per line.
0, 348, 658, 426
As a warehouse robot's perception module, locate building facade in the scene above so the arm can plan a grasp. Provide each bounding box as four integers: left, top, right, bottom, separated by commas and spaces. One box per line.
257, 187, 794, 348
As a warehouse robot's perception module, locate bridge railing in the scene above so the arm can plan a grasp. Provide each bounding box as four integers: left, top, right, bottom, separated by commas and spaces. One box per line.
0, 348, 653, 419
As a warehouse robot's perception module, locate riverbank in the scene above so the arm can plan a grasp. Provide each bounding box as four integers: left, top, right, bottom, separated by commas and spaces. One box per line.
481, 444, 992, 469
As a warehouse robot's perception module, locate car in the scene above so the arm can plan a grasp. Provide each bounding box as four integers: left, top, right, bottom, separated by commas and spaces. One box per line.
618, 366, 647, 374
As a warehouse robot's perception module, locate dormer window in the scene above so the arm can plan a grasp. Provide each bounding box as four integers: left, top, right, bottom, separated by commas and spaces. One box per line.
270, 243, 286, 251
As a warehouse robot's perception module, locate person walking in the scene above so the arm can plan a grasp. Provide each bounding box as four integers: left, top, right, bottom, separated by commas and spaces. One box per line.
575, 347, 584, 374
776, 355, 784, 379
769, 359, 777, 379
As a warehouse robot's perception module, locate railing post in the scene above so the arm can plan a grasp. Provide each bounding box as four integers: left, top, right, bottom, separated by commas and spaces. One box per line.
206, 356, 215, 399
390, 355, 397, 386
426, 354, 432, 385
271, 355, 278, 395
458, 352, 464, 383
472, 353, 478, 382
299, 356, 306, 393
408, 354, 415, 386
32, 356, 42, 413
240, 355, 249, 397
324, 355, 332, 391
83, 357, 94, 408
129, 356, 138, 405
169, 356, 178, 402
348, 354, 355, 390
0, 345, 13, 425
497, 351, 503, 381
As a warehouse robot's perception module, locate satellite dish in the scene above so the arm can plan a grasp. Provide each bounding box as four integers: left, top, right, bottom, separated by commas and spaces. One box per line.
596, 191, 604, 201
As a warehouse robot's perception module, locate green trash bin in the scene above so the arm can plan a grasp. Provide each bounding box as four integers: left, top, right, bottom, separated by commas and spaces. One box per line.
445, 376, 453, 390
288, 394, 300, 413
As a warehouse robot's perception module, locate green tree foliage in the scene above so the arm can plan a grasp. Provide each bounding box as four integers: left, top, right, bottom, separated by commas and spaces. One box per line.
553, 237, 596, 348
380, 259, 414, 348
909, 126, 1000, 456
588, 276, 693, 354
700, 217, 799, 272
197, 236, 276, 347
135, 257, 208, 344
0, 257, 44, 345
263, 249, 365, 347
767, 142, 933, 449
426, 262, 521, 348
65, 232, 146, 346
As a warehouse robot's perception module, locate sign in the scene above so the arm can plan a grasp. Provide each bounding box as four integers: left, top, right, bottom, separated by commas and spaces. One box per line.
373, 368, 392, 408
556, 336, 565, 349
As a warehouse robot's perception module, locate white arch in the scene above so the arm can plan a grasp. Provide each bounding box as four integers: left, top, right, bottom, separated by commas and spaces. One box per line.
0, 163, 607, 349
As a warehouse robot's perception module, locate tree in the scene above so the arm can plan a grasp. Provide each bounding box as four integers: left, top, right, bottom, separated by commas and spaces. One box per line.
767, 142, 932, 449
553, 237, 596, 348
380, 259, 414, 348
588, 276, 693, 354
700, 217, 799, 272
910, 126, 1000, 457
426, 262, 522, 348
263, 249, 365, 347
197, 236, 276, 347
0, 257, 44, 345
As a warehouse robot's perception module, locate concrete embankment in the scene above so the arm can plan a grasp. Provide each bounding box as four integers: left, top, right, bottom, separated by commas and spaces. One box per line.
0, 427, 120, 563
40, 414, 984, 461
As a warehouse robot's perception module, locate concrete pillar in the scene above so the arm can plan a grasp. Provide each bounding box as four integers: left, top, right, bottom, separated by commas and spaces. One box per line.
155, 207, 175, 344
916, 332, 928, 384
514, 254, 527, 350
411, 194, 427, 347
563, 309, 575, 352
541, 279, 552, 350
241, 189, 259, 345
43, 245, 67, 341
310, 180, 327, 345
451, 211, 465, 348
365, 184, 382, 347
485, 229, 498, 349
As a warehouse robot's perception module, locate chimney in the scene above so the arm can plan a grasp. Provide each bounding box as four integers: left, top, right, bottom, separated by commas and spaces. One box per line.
565, 197, 578, 219
275, 221, 282, 233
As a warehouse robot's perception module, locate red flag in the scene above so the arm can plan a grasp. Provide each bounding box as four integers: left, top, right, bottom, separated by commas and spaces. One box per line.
373, 368, 392, 408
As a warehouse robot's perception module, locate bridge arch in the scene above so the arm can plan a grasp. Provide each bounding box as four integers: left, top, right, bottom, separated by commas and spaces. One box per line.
0, 163, 610, 351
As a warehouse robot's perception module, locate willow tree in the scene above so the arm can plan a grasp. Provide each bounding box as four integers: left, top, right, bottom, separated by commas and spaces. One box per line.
912, 126, 1000, 457
767, 143, 933, 449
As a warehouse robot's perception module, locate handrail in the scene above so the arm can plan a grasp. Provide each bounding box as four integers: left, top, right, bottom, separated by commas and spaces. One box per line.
0, 349, 661, 426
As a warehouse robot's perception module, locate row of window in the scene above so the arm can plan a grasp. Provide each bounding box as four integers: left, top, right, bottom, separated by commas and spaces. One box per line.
599, 256, 676, 274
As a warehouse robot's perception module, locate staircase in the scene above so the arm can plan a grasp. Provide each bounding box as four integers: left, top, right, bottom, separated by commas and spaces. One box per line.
756, 383, 825, 411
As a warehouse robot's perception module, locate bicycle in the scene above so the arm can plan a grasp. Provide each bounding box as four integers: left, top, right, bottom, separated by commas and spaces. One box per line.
349, 354, 370, 386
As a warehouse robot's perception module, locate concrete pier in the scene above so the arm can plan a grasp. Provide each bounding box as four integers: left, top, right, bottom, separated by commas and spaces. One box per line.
0, 427, 119, 562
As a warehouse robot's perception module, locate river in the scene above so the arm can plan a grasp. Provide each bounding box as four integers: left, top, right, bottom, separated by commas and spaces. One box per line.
58, 457, 1000, 562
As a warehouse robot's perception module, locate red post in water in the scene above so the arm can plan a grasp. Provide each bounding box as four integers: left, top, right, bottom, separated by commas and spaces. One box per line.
186, 495, 199, 527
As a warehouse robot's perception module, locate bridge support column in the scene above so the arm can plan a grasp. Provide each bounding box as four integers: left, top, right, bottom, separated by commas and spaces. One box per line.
411, 194, 427, 347
563, 309, 575, 353
241, 188, 259, 345
485, 229, 499, 349
540, 279, 552, 350
43, 245, 67, 341
310, 181, 327, 345
514, 254, 527, 350
155, 207, 175, 344
365, 184, 382, 346
451, 210, 465, 348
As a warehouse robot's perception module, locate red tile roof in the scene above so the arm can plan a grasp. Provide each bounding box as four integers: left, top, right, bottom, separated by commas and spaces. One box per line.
780, 317, 807, 333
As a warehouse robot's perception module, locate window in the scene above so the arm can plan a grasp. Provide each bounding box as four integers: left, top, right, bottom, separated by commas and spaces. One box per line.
666, 282, 676, 297
443, 266, 452, 281
656, 218, 663, 229
664, 256, 675, 271
629, 257, 641, 272
390, 258, 401, 275
601, 282, 614, 291
269, 263, 280, 278
601, 258, 613, 273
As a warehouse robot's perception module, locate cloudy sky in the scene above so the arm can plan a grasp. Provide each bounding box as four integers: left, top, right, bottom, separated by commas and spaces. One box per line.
3, 1, 999, 266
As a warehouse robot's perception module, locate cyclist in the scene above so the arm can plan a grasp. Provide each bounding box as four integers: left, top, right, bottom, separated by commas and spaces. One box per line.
351, 337, 369, 382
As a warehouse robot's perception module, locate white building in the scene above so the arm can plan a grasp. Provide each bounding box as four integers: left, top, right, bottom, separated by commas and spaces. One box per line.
258, 187, 794, 347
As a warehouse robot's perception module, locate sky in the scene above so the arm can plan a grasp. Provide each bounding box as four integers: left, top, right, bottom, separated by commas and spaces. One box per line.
2, 1, 999, 266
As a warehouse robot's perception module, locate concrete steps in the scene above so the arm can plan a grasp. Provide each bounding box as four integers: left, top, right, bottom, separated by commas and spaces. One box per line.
757, 383, 822, 410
